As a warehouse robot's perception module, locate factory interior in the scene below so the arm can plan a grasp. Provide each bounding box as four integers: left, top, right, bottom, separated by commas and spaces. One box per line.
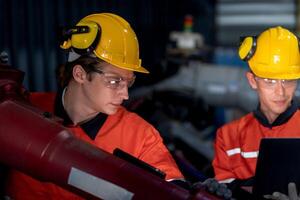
1, 0, 300, 199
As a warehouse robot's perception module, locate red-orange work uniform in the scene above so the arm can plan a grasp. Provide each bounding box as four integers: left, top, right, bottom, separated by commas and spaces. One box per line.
213, 101, 300, 183
6, 92, 183, 200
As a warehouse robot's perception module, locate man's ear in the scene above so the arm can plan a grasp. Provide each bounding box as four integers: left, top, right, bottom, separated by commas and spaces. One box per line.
72, 65, 87, 83
246, 71, 257, 90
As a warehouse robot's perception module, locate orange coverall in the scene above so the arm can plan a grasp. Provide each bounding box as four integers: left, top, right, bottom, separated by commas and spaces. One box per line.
5, 92, 183, 199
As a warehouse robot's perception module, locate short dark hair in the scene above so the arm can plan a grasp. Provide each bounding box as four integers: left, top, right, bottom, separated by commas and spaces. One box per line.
57, 56, 105, 87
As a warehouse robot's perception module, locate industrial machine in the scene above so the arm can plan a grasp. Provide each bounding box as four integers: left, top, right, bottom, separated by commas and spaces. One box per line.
0, 61, 220, 199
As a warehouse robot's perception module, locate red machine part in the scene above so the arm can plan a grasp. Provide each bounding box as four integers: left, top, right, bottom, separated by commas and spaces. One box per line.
0, 64, 220, 200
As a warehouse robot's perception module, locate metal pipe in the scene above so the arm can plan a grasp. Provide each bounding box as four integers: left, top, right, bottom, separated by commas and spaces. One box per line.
0, 63, 220, 200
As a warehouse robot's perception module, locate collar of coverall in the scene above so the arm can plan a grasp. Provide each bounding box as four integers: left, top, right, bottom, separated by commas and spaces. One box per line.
253, 100, 298, 128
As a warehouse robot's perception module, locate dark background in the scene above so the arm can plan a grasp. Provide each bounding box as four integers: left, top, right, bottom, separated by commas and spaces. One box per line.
0, 0, 215, 91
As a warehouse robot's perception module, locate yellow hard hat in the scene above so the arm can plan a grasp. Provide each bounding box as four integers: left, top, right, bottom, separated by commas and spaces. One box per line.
238, 26, 300, 79
60, 13, 149, 73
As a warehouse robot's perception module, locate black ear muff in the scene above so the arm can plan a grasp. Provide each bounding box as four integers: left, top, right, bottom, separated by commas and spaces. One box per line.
59, 21, 101, 56
238, 36, 257, 61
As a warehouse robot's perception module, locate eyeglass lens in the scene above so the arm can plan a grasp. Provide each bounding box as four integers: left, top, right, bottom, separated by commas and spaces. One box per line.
255, 76, 297, 88
92, 69, 135, 89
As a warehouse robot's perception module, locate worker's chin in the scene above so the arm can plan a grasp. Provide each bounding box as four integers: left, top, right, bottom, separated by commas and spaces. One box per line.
104, 106, 119, 115
271, 106, 288, 116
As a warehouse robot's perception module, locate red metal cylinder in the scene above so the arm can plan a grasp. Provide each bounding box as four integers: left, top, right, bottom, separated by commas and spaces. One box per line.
0, 100, 191, 199
0, 64, 219, 200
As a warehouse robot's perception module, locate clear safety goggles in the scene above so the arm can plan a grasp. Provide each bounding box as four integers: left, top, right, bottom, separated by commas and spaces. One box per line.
254, 76, 298, 89
92, 69, 136, 90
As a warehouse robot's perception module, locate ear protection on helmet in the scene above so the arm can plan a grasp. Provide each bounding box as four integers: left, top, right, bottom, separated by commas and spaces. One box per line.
238, 36, 257, 61
239, 33, 300, 62
60, 21, 101, 55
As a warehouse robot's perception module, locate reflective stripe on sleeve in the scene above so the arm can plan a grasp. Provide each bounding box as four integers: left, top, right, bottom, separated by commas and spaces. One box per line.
226, 148, 258, 158
226, 148, 241, 156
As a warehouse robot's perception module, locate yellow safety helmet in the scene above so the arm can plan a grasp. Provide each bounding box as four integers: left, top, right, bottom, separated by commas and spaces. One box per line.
238, 26, 300, 79
60, 13, 149, 73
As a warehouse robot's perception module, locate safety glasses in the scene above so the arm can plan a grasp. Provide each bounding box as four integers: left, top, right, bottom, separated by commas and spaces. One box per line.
92, 69, 136, 90
254, 76, 298, 89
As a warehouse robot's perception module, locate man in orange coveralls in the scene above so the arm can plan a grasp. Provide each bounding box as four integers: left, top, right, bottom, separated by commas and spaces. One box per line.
4, 13, 186, 200
213, 26, 300, 199
5, 12, 234, 200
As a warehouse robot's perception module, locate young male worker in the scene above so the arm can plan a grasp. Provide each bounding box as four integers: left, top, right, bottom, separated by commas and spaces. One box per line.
213, 26, 300, 199
5, 13, 184, 200
5, 12, 233, 200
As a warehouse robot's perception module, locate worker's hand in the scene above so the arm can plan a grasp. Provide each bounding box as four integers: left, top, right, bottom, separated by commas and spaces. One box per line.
264, 182, 300, 200
192, 178, 233, 200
